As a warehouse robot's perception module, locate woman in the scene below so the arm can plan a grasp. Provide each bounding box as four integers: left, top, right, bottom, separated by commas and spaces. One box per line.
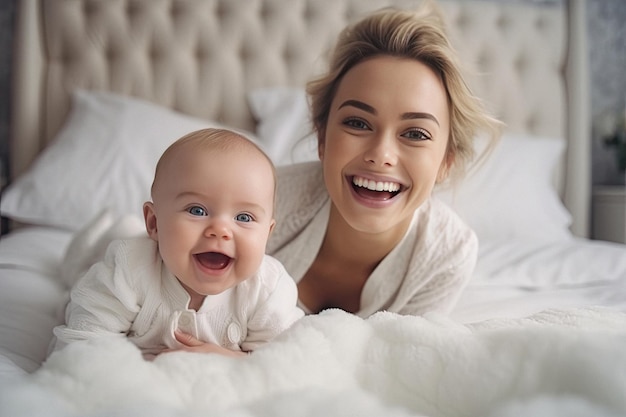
266, 4, 501, 317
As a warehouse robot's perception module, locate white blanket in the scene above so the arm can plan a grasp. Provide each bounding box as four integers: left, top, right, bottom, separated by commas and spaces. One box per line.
1, 307, 625, 417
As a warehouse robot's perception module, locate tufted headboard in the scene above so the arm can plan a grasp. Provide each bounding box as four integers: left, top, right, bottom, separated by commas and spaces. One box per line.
10, 0, 590, 236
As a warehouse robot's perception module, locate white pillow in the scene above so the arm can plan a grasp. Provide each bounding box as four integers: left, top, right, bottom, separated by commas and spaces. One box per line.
1, 90, 255, 231
434, 133, 573, 242
248, 87, 319, 166
248, 87, 573, 242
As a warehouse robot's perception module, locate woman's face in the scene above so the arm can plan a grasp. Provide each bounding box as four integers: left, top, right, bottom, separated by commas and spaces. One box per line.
319, 55, 451, 235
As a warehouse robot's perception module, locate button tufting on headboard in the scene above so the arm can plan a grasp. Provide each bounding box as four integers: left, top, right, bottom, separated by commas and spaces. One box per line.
10, 0, 590, 236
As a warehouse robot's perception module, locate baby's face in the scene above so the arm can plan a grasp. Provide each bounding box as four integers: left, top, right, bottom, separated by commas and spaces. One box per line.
146, 144, 275, 298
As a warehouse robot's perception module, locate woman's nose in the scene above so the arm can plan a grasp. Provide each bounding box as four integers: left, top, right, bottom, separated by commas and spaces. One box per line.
204, 218, 233, 240
363, 133, 398, 167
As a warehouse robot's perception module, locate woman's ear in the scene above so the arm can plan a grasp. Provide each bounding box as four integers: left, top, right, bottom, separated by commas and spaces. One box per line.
436, 150, 455, 183
143, 202, 158, 241
317, 128, 326, 160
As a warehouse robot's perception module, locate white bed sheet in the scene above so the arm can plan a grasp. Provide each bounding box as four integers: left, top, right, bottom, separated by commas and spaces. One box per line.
0, 227, 72, 376
474, 238, 626, 287
452, 238, 626, 323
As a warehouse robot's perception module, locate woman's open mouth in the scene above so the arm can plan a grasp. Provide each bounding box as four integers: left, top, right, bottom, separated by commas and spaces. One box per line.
195, 252, 232, 270
351, 175, 402, 201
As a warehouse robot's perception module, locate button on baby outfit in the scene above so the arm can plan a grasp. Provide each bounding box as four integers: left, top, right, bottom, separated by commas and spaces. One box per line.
227, 322, 242, 344
176, 311, 197, 336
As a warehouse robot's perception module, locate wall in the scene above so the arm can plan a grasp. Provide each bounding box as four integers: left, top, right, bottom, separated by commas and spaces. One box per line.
0, 0, 624, 185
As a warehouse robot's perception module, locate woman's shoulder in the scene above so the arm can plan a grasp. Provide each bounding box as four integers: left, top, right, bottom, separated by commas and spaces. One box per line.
269, 161, 329, 254
276, 161, 323, 188
416, 197, 478, 247
274, 162, 327, 217
398, 198, 478, 299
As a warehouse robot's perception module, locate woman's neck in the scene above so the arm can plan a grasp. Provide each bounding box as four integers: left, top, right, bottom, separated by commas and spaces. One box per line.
323, 204, 411, 269
296, 204, 413, 314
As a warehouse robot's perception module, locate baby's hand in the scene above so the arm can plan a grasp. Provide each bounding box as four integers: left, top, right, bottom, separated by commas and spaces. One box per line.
163, 330, 248, 358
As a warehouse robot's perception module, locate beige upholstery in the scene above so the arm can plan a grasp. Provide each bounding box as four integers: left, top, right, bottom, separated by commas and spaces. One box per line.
10, 0, 590, 236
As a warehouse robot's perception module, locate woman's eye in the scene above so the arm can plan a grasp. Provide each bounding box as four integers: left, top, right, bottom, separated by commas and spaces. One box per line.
187, 206, 206, 216
343, 117, 369, 130
235, 213, 253, 223
403, 128, 431, 141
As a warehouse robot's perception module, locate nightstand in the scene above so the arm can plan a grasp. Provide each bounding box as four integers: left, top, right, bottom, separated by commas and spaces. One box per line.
0, 159, 6, 235
592, 186, 626, 243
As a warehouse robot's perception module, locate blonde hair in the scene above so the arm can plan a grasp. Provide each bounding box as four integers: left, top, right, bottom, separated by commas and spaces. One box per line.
152, 128, 276, 199
306, 3, 502, 183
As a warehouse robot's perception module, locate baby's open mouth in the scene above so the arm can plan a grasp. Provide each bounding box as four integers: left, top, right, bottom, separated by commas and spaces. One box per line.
351, 175, 402, 200
195, 252, 232, 270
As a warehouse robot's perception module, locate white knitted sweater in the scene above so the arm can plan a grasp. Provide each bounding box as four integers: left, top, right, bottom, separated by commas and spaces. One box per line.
267, 162, 478, 317
54, 238, 304, 354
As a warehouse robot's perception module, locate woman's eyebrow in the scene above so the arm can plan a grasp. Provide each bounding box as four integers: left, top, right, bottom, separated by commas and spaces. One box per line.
402, 112, 440, 126
338, 100, 440, 126
338, 99, 376, 114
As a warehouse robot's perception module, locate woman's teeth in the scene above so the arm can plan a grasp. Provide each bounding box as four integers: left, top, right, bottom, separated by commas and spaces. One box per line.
352, 176, 400, 192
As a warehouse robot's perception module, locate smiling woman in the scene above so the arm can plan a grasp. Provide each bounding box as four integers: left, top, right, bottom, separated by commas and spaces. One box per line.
266, 5, 501, 318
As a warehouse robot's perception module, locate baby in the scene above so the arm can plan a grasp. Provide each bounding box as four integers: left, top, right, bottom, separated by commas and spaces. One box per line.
53, 128, 303, 358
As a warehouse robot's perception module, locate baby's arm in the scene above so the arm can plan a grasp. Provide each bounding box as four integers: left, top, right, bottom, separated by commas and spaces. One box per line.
241, 263, 304, 352
53, 240, 140, 351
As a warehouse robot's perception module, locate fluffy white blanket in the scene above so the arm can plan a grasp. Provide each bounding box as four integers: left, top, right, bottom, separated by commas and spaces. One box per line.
1, 307, 625, 417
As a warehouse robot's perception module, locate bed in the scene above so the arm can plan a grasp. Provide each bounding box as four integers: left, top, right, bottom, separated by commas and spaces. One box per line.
1, 0, 625, 416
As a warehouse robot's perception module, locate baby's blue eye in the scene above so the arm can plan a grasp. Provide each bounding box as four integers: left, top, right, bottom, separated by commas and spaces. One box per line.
235, 213, 253, 222
188, 206, 206, 216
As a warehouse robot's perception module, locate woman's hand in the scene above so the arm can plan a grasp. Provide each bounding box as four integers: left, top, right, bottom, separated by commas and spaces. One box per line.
161, 330, 248, 358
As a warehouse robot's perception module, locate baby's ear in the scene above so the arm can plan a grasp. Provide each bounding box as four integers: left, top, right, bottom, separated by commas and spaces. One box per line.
268, 219, 276, 235
143, 202, 159, 241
